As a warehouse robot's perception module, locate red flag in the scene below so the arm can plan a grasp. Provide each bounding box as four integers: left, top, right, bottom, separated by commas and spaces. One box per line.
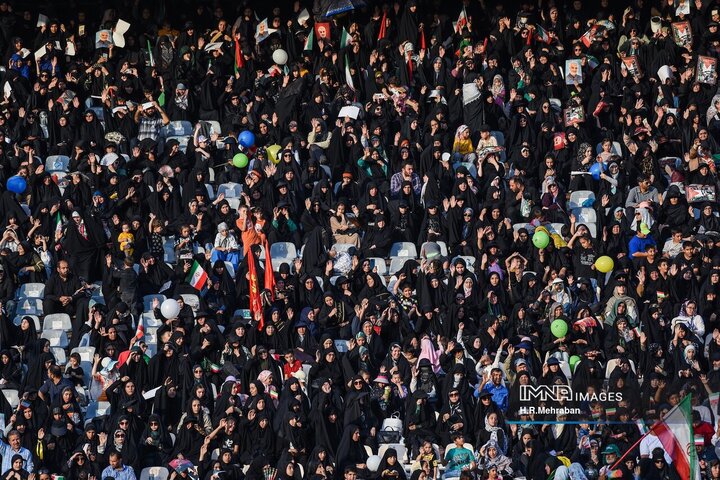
378, 12, 387, 41
407, 55, 413, 83
234, 38, 244, 71
419, 29, 426, 50
263, 241, 275, 302
248, 248, 264, 331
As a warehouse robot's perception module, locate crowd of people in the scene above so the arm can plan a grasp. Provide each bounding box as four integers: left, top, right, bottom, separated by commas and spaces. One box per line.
0, 0, 720, 479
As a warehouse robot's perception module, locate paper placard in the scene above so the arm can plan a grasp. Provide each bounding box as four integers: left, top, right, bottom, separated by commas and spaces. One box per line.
112, 19, 131, 48
658, 65, 674, 83
36, 14, 48, 27
143, 386, 162, 400
34, 46, 46, 60
204, 42, 222, 52
3, 82, 10, 99
338, 105, 360, 119
297, 8, 310, 25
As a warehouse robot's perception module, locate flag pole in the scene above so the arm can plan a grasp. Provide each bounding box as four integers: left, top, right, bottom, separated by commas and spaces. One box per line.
608, 421, 658, 470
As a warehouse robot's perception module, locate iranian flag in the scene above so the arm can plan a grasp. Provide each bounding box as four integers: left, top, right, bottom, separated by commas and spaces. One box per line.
303, 28, 314, 52
340, 27, 351, 49
134, 315, 144, 341
234, 38, 244, 73
650, 395, 700, 480
453, 7, 468, 34
187, 261, 208, 291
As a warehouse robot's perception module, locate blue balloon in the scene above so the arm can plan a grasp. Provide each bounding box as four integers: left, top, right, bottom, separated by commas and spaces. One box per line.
6, 176, 26, 194
239, 131, 255, 148
589, 162, 605, 181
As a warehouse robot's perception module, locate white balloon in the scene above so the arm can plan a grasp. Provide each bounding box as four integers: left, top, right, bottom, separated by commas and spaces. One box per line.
272, 48, 288, 65
367, 455, 381, 473
160, 298, 180, 319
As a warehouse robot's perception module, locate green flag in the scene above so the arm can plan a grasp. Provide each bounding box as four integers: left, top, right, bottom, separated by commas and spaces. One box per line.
340, 27, 350, 49
303, 29, 314, 52
147, 39, 155, 67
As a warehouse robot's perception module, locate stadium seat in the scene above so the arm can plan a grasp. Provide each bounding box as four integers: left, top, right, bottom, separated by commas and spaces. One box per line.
334, 339, 348, 352
41, 329, 69, 348
52, 347, 67, 365
161, 120, 193, 137
16, 298, 43, 316
45, 155, 70, 172
2, 389, 19, 409
181, 294, 200, 312
217, 261, 233, 279
16, 283, 45, 299
512, 222, 532, 233
270, 242, 297, 261
166, 135, 190, 153
217, 182, 242, 198
367, 257, 387, 276
140, 467, 169, 480
43, 313, 72, 331
388, 257, 410, 276
390, 242, 418, 258
331, 243, 354, 254
572, 207, 597, 224
143, 294, 166, 312
568, 190, 595, 210
71, 347, 96, 363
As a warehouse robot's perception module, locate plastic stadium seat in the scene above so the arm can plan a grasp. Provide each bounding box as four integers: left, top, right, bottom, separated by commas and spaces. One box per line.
71, 347, 96, 363
16, 283, 45, 299
166, 135, 190, 153
367, 257, 387, 276
161, 121, 193, 137
390, 242, 418, 258
143, 294, 166, 312
43, 313, 72, 331
572, 207, 597, 224
52, 347, 67, 365
331, 243, 354, 254
568, 190, 595, 210
16, 298, 43, 316
45, 155, 70, 172
270, 242, 297, 260
388, 257, 410, 276
2, 389, 19, 409
140, 467, 169, 480
217, 182, 242, 198
41, 329, 69, 348
180, 294, 200, 312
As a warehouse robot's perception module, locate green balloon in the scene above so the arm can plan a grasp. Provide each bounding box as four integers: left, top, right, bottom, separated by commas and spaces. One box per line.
569, 355, 581, 372
233, 153, 249, 169
550, 319, 568, 338
532, 230, 550, 249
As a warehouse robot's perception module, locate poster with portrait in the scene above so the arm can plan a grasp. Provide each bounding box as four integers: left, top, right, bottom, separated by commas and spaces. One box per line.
696, 55, 718, 85
672, 21, 692, 48
255, 18, 277, 43
563, 105, 585, 126
553, 132, 566, 150
314, 22, 331, 42
621, 55, 640, 77
95, 30, 113, 49
565, 59, 583, 85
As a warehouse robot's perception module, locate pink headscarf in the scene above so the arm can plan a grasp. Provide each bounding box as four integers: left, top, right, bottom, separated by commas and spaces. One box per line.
417, 336, 443, 374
